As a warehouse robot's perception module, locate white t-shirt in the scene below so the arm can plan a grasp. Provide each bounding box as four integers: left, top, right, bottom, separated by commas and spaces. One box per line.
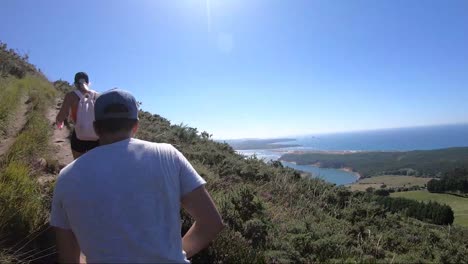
50, 138, 206, 263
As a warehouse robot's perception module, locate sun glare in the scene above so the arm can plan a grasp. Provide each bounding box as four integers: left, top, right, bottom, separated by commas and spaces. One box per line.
205, 0, 212, 32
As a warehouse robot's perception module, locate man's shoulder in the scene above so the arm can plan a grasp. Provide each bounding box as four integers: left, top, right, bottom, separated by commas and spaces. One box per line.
130, 139, 179, 157
132, 139, 175, 150
59, 160, 75, 177
55, 159, 78, 189
154, 142, 177, 152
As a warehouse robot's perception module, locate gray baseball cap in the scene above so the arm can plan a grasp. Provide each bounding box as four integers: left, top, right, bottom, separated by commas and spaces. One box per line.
94, 89, 139, 121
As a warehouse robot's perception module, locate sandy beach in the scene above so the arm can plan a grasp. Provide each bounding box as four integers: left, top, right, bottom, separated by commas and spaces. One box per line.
340, 167, 362, 180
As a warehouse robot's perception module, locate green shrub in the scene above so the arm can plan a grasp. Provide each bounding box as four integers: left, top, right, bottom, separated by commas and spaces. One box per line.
0, 73, 55, 262
5, 111, 50, 165
0, 42, 38, 79
191, 229, 265, 264
243, 218, 269, 248
0, 162, 44, 235
0, 78, 23, 136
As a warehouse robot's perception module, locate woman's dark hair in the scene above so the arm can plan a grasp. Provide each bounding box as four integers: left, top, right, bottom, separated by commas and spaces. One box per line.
74, 72, 89, 84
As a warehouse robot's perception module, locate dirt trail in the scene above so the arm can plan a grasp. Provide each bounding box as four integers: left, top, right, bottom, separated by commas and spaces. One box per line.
37, 98, 74, 185
0, 95, 30, 158
47, 98, 73, 167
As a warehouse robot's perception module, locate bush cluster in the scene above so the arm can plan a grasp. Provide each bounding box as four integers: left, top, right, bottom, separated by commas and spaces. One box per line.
0, 42, 39, 79
375, 196, 454, 225
428, 168, 468, 194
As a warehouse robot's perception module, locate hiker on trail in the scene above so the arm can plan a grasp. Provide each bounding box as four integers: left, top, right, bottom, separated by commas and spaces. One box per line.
50, 89, 224, 263
56, 72, 99, 159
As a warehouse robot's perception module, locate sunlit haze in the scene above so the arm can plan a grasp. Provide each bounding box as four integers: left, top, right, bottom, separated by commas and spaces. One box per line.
1, 0, 468, 139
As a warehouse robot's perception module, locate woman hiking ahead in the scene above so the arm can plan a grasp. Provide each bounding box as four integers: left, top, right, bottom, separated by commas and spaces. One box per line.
56, 72, 99, 159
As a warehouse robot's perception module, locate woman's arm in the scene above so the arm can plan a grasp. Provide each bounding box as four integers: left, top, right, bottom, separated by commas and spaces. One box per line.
56, 93, 73, 124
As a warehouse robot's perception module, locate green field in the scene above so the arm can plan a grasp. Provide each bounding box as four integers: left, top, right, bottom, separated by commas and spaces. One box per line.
391, 190, 468, 227
350, 175, 431, 191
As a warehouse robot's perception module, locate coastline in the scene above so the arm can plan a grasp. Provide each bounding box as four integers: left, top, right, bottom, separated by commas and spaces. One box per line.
280, 149, 366, 155
279, 159, 361, 182
340, 167, 361, 181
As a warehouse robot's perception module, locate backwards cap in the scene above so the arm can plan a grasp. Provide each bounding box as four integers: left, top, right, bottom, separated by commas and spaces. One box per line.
94, 89, 139, 121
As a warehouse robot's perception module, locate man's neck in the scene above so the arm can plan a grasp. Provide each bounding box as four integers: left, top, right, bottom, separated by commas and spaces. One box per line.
99, 134, 132, 146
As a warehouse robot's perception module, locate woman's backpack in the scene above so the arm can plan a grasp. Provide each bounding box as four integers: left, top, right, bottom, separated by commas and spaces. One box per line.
74, 90, 99, 141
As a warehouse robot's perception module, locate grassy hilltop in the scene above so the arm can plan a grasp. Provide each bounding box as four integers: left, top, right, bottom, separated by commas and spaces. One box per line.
1, 42, 468, 263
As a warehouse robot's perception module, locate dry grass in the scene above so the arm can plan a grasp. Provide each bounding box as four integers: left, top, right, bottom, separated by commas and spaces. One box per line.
348, 175, 432, 192
0, 75, 56, 262
0, 77, 24, 137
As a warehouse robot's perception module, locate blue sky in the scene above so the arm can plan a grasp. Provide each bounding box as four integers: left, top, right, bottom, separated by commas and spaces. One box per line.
1, 0, 468, 139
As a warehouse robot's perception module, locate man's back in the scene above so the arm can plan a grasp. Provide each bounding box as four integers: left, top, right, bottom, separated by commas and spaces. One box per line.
51, 138, 205, 263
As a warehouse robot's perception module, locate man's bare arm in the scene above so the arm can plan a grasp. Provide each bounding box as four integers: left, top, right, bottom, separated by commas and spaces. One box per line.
56, 92, 73, 124
55, 227, 81, 264
181, 186, 224, 258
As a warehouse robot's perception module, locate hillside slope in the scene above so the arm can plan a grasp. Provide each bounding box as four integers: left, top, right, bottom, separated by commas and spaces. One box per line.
1, 42, 468, 263
134, 114, 468, 263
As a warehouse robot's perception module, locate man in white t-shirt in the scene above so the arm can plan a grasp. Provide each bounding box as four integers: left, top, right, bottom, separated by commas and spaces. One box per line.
50, 89, 224, 263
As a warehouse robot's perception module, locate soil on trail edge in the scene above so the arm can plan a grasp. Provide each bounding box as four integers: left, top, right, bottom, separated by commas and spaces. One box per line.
38, 99, 74, 185
47, 98, 73, 167
0, 95, 30, 158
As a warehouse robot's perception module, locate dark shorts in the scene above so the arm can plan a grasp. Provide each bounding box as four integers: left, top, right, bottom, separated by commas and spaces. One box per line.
70, 130, 99, 153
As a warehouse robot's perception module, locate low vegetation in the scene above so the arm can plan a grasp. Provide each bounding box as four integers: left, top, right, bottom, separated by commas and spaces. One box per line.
280, 148, 468, 178
0, 77, 24, 137
0, 80, 57, 261
375, 196, 454, 225
392, 191, 468, 227
0, 42, 40, 79
427, 168, 468, 195
133, 111, 468, 263
1, 43, 57, 263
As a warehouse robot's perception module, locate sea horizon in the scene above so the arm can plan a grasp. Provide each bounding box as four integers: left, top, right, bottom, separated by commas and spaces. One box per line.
227, 123, 468, 152
232, 123, 468, 185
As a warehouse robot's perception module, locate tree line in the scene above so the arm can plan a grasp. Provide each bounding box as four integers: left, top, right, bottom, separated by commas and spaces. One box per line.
375, 196, 454, 225
427, 168, 468, 194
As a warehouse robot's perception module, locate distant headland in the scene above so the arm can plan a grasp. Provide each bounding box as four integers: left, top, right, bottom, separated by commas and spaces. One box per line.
221, 138, 301, 150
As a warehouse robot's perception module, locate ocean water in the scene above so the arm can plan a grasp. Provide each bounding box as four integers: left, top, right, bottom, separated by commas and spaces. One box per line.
282, 161, 359, 185
235, 124, 468, 185
236, 149, 359, 185
291, 124, 468, 151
